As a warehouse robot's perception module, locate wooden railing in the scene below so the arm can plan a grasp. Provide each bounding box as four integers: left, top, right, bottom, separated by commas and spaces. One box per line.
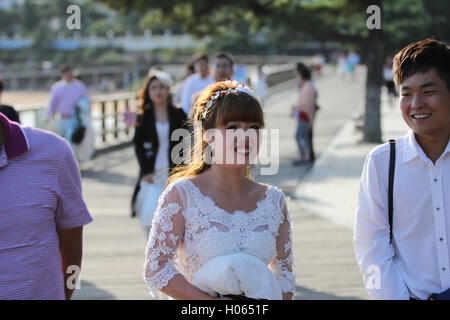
15, 60, 315, 151
16, 92, 139, 149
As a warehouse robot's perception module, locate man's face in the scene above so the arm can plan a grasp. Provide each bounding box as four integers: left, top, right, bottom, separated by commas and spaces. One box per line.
399, 69, 450, 140
61, 70, 74, 82
213, 57, 234, 82
195, 59, 209, 77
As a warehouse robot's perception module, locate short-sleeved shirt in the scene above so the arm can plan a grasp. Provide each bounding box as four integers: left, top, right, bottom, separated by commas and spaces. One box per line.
47, 79, 89, 118
0, 113, 93, 299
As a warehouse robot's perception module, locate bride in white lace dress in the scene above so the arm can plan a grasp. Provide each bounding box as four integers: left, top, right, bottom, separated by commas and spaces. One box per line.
143, 81, 295, 300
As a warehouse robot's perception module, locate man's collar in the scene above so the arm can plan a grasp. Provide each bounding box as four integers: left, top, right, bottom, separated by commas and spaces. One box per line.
0, 112, 29, 159
403, 130, 450, 164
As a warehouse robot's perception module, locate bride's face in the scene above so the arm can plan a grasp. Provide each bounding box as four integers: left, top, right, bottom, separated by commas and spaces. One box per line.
205, 120, 261, 168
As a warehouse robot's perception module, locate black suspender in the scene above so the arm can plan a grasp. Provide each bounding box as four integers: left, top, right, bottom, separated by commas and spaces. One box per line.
388, 139, 396, 244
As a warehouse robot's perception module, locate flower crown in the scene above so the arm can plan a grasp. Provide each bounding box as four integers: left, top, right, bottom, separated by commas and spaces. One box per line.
201, 81, 257, 119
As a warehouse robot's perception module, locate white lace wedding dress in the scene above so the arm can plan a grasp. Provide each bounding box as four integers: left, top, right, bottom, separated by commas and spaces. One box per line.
143, 177, 296, 299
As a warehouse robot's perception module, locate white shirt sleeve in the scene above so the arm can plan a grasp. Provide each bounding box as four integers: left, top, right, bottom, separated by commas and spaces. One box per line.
181, 78, 194, 116
353, 152, 411, 300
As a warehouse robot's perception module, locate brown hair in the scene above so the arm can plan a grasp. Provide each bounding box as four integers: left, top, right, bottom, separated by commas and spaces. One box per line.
137, 73, 174, 118
0, 76, 4, 93
59, 64, 73, 74
168, 81, 264, 184
393, 38, 450, 89
193, 52, 209, 64
214, 52, 234, 68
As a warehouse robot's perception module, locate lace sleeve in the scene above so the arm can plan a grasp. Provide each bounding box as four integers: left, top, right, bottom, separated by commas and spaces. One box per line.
143, 183, 185, 298
269, 193, 296, 296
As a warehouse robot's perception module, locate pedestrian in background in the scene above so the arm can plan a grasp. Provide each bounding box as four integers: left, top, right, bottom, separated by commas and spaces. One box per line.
0, 112, 92, 300
174, 62, 195, 108
131, 70, 187, 238
354, 38, 450, 300
250, 63, 268, 108
181, 53, 213, 118
212, 52, 234, 83
46, 64, 90, 152
292, 63, 317, 165
232, 58, 248, 84
188, 52, 235, 119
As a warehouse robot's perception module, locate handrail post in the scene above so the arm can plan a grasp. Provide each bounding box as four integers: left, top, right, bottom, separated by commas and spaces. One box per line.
113, 100, 119, 139
124, 99, 130, 136
101, 101, 106, 142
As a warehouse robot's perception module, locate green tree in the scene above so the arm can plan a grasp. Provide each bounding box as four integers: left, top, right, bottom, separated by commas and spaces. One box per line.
96, 0, 449, 143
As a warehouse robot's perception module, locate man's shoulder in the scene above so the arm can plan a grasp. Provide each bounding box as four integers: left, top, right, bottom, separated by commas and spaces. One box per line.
185, 74, 200, 85
73, 79, 87, 88
367, 135, 409, 161
24, 127, 72, 155
51, 80, 65, 90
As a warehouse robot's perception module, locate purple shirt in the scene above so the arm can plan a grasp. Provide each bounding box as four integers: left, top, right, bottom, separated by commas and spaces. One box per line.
47, 79, 89, 118
0, 113, 93, 299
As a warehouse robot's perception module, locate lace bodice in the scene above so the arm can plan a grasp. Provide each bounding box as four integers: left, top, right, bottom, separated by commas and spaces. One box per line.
143, 178, 296, 299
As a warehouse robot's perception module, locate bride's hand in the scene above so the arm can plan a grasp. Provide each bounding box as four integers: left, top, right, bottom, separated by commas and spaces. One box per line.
142, 173, 154, 183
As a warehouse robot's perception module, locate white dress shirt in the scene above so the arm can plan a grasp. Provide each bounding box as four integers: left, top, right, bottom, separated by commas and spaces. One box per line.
354, 130, 450, 300
180, 74, 214, 116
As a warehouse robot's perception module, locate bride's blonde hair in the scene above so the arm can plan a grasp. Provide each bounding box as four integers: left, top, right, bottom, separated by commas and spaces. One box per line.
168, 80, 264, 184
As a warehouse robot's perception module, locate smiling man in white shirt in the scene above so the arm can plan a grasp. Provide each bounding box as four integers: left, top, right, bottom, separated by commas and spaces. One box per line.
354, 38, 450, 300
181, 53, 214, 117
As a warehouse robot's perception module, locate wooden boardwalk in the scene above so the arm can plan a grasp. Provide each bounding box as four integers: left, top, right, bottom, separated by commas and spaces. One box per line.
72, 69, 369, 300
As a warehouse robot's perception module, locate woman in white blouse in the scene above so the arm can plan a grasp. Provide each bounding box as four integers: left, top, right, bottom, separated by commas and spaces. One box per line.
143, 80, 296, 300
132, 70, 187, 237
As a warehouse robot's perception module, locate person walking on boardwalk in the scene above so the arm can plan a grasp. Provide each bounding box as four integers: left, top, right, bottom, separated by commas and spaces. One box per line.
212, 52, 234, 83
143, 81, 295, 300
131, 70, 187, 238
250, 63, 268, 109
0, 112, 92, 300
354, 39, 450, 300
174, 62, 195, 108
181, 53, 214, 118
292, 63, 317, 165
186, 52, 235, 119
46, 64, 89, 151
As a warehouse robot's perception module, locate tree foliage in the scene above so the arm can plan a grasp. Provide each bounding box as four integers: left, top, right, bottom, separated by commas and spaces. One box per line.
96, 0, 449, 142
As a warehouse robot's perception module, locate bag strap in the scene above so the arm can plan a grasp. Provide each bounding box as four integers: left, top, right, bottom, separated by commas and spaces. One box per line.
388, 139, 396, 244
75, 106, 82, 124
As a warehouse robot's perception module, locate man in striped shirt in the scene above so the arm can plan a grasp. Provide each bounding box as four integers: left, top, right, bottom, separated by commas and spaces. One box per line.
0, 112, 92, 299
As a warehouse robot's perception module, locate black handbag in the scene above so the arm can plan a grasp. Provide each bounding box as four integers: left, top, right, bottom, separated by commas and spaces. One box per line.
71, 107, 86, 144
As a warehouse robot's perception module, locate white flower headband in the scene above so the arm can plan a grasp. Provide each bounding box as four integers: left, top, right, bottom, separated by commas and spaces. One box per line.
148, 69, 173, 87
202, 81, 257, 119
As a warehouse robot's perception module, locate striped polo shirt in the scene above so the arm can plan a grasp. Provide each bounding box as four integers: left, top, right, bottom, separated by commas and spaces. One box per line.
0, 112, 93, 299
